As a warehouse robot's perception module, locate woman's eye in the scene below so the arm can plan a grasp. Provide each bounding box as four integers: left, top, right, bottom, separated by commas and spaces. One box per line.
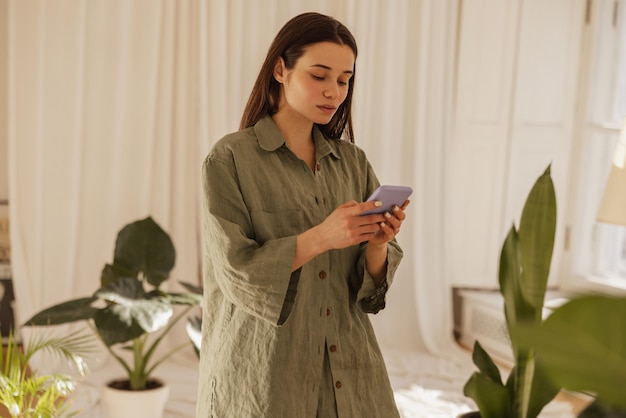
338, 80, 348, 86
312, 75, 324, 81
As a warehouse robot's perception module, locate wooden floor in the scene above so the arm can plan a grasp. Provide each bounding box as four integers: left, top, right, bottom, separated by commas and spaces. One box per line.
557, 390, 593, 416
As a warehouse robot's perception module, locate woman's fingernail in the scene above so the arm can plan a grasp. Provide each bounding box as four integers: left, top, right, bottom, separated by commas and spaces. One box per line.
375, 201, 383, 207
384, 212, 392, 219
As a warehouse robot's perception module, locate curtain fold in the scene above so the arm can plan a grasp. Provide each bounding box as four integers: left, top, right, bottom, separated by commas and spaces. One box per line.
8, 0, 456, 364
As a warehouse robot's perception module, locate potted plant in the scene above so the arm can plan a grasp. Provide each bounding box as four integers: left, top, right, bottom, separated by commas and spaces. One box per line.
0, 328, 95, 418
23, 216, 202, 418
461, 165, 561, 418
513, 294, 626, 417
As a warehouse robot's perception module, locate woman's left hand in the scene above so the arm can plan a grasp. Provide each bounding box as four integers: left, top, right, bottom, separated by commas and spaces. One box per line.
367, 200, 410, 246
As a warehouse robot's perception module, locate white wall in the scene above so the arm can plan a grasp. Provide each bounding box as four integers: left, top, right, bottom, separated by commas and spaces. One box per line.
0, 0, 7, 202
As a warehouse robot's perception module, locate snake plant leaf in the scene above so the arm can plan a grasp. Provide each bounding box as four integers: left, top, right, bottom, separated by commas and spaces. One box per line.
512, 295, 626, 411
499, 226, 535, 340
464, 341, 508, 417
522, 355, 561, 418
112, 216, 176, 288
496, 167, 557, 418
466, 166, 558, 418
23, 297, 99, 326
517, 165, 556, 320
471, 340, 503, 384
464, 371, 510, 418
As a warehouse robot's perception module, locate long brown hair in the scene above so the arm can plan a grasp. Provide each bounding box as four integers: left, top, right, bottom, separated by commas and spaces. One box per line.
239, 12, 358, 142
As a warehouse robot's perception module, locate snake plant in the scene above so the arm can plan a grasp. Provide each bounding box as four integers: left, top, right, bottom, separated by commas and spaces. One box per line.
463, 165, 560, 418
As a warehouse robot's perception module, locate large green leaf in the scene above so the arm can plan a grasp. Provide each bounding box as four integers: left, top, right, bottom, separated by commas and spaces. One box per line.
499, 227, 534, 342
94, 306, 146, 346
518, 166, 556, 319
94, 277, 173, 346
100, 262, 135, 288
112, 217, 176, 288
525, 355, 561, 418
513, 295, 626, 411
23, 297, 99, 326
96, 275, 146, 301
498, 228, 536, 418
472, 165, 558, 418
464, 371, 510, 418
471, 340, 503, 384
464, 342, 509, 417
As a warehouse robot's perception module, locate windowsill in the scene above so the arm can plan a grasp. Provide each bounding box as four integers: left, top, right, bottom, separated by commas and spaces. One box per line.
560, 273, 626, 297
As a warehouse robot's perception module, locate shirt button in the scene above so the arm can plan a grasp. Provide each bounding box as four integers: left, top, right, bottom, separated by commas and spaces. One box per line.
319, 271, 327, 279
329, 344, 337, 352
326, 308, 331, 316
316, 163, 321, 171
335, 381, 342, 389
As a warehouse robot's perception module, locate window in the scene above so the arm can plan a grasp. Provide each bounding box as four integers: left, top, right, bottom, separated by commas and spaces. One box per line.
564, 0, 626, 293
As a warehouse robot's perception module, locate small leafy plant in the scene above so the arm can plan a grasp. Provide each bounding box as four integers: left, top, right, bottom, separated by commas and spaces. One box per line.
24, 217, 202, 391
463, 166, 560, 418
0, 329, 95, 418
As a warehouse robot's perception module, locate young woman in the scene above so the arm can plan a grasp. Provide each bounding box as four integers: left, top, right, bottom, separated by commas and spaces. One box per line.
196, 12, 410, 418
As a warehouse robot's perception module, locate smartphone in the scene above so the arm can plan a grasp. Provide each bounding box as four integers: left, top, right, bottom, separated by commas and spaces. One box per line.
361, 185, 413, 215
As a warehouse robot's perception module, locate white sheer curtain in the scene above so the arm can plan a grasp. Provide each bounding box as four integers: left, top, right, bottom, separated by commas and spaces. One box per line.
8, 0, 202, 324
8, 0, 457, 365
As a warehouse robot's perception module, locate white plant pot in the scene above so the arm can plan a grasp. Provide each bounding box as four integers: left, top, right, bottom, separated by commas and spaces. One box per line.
100, 379, 170, 418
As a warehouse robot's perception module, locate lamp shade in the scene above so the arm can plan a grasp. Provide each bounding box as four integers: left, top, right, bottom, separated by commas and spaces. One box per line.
597, 116, 626, 226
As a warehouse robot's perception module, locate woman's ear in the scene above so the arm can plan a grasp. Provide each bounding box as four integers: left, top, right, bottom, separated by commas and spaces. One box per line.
273, 57, 286, 84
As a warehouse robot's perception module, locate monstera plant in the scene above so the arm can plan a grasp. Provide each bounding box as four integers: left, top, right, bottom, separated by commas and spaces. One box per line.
462, 165, 561, 418
24, 217, 202, 392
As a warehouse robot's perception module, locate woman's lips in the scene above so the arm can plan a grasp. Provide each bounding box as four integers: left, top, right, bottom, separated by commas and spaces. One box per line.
318, 105, 336, 114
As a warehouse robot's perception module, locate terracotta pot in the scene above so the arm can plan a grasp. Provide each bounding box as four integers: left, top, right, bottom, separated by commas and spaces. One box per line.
100, 378, 169, 418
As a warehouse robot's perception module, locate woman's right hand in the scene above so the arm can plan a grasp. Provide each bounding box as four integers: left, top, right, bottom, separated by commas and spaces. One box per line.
314, 200, 387, 251
292, 200, 386, 271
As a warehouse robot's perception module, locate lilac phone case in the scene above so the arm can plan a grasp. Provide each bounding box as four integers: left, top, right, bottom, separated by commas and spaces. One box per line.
361, 185, 412, 215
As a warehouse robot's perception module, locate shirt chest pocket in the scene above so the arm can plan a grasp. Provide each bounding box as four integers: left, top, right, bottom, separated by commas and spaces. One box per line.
250, 209, 308, 244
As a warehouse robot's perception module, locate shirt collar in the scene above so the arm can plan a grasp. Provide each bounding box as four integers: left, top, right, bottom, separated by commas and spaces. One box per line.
254, 115, 341, 160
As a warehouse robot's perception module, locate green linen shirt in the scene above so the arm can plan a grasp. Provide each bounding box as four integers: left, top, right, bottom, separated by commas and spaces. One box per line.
196, 115, 403, 418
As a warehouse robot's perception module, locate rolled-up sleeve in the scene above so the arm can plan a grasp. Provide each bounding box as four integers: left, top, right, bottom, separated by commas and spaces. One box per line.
202, 155, 298, 326
351, 240, 403, 313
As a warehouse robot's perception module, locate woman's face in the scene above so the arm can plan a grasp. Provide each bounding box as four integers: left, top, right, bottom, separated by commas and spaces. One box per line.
274, 42, 355, 125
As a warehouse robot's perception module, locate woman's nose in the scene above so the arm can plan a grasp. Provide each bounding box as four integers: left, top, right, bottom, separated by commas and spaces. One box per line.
324, 84, 339, 98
